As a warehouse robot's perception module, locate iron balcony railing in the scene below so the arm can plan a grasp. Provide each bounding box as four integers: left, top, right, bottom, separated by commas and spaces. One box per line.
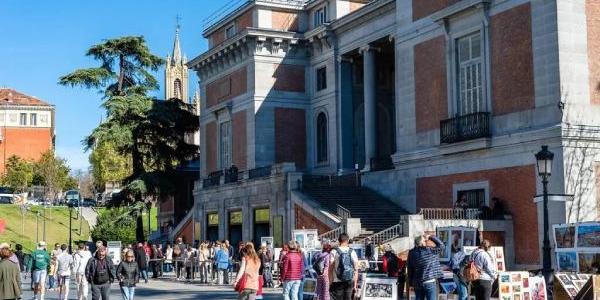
248, 165, 272, 179
203, 170, 223, 188
319, 226, 344, 242
337, 204, 351, 220
440, 112, 491, 144
356, 223, 404, 245
420, 208, 482, 220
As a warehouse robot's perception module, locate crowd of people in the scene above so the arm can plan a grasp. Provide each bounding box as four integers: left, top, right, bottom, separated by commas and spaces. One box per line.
0, 231, 501, 300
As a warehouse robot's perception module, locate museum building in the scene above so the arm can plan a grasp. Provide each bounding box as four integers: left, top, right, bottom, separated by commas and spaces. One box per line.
167, 0, 600, 270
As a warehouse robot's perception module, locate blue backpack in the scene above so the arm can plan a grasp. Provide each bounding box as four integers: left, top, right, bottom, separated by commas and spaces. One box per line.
335, 248, 355, 282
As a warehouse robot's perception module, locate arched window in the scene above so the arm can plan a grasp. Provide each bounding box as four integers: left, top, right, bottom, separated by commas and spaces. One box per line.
173, 79, 182, 99
316, 112, 328, 163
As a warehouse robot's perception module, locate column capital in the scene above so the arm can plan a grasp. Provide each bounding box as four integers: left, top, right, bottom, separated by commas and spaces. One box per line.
359, 44, 380, 54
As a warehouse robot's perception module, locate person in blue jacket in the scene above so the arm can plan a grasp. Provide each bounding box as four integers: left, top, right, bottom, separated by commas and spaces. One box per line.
215, 242, 230, 285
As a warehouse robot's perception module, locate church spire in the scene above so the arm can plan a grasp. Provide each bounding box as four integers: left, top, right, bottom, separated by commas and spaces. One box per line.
171, 24, 182, 65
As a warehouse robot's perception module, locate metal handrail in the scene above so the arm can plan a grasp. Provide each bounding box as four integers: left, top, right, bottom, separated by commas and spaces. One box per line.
319, 226, 344, 241
337, 204, 351, 219
419, 208, 482, 220
356, 223, 404, 245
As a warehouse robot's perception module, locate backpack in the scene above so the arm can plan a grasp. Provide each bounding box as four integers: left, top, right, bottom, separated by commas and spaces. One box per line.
312, 253, 327, 276
462, 250, 484, 282
335, 248, 355, 282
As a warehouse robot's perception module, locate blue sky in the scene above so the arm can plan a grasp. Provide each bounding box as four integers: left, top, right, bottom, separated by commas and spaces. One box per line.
0, 0, 227, 171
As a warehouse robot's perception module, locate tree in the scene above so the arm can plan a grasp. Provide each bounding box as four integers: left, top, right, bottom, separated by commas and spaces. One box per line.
89, 142, 131, 188
34, 151, 74, 201
1, 156, 34, 192
91, 208, 137, 245
60, 36, 199, 241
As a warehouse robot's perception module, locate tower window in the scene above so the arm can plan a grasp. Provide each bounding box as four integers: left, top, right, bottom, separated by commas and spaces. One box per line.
225, 25, 236, 39
316, 112, 328, 163
316, 67, 327, 91
313, 6, 328, 27
174, 79, 182, 99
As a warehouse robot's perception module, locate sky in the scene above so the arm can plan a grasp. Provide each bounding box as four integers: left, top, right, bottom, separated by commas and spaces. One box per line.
0, 0, 231, 171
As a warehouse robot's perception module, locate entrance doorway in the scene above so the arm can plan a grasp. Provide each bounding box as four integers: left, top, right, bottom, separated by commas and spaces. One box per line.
206, 213, 219, 242
228, 211, 243, 247
253, 208, 270, 248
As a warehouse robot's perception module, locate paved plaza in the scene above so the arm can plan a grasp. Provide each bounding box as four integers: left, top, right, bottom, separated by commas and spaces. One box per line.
20, 276, 283, 300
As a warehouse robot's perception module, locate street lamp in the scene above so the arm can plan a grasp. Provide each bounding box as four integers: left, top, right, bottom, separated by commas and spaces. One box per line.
68, 202, 74, 254
535, 145, 554, 290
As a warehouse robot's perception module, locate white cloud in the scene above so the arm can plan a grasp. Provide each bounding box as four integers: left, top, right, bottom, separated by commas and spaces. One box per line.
55, 146, 90, 172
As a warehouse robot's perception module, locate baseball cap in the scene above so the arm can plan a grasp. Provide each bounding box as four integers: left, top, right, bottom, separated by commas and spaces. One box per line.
38, 241, 47, 247
0, 242, 9, 249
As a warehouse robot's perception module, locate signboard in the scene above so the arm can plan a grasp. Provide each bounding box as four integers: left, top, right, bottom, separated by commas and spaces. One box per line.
107, 241, 122, 265
261, 236, 273, 247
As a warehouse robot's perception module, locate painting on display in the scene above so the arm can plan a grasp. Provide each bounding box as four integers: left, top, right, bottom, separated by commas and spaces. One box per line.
260, 236, 273, 247
303, 278, 317, 296
557, 252, 578, 272
498, 272, 530, 300
362, 277, 398, 300
436, 226, 478, 262
463, 246, 506, 272
350, 244, 366, 260
554, 272, 593, 299
554, 225, 576, 248
292, 229, 319, 250
578, 253, 600, 274
576, 223, 600, 248
553, 222, 600, 273
529, 276, 546, 300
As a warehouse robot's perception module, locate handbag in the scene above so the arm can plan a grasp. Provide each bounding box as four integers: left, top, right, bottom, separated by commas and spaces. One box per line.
234, 258, 248, 292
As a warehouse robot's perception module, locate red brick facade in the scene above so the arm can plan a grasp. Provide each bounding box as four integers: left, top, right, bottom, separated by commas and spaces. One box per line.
416, 165, 538, 264
480, 231, 506, 249
206, 67, 248, 108
232, 110, 247, 170
0, 127, 53, 173
209, 9, 254, 48
205, 122, 217, 173
414, 36, 448, 133
412, 0, 460, 21
596, 162, 600, 217
491, 3, 535, 115
176, 218, 194, 245
587, 0, 600, 105
272, 11, 299, 32
275, 108, 306, 168
295, 204, 332, 235
273, 64, 305, 93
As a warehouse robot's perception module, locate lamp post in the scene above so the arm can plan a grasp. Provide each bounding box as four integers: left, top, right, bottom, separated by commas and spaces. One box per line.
535, 145, 554, 290
36, 211, 40, 243
68, 202, 73, 254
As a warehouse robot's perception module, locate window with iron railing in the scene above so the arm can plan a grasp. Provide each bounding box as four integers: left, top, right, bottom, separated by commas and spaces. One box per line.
457, 33, 483, 116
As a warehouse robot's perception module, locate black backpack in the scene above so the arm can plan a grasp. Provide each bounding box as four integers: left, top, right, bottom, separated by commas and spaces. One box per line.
312, 253, 327, 276
335, 248, 355, 282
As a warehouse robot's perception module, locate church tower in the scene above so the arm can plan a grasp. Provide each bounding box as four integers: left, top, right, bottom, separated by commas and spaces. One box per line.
165, 25, 188, 101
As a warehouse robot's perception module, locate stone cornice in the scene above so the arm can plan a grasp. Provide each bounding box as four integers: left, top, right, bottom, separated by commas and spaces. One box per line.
430, 0, 490, 22
0, 105, 54, 111
329, 0, 395, 33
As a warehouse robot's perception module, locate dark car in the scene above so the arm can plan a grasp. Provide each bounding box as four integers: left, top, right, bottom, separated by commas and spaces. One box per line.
0, 195, 14, 204
82, 198, 96, 207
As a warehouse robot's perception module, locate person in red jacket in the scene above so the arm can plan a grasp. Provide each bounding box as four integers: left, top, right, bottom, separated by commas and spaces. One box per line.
281, 241, 303, 300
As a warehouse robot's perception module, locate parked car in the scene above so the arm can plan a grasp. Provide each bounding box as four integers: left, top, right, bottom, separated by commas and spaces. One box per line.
0, 195, 14, 204
82, 198, 96, 207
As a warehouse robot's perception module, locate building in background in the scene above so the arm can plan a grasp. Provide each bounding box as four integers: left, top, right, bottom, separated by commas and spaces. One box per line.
171, 0, 600, 270
0, 88, 55, 173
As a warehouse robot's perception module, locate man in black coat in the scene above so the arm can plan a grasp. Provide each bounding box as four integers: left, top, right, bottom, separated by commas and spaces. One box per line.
85, 246, 115, 300
134, 243, 148, 283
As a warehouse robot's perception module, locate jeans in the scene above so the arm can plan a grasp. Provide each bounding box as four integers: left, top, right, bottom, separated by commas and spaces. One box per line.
238, 288, 257, 300
472, 279, 492, 300
199, 262, 208, 283
298, 278, 305, 300
218, 268, 229, 285
76, 273, 89, 300
164, 263, 173, 273
454, 275, 469, 300
331, 281, 354, 300
91, 283, 111, 300
140, 267, 148, 282
414, 281, 437, 300
120, 285, 136, 300
283, 280, 301, 300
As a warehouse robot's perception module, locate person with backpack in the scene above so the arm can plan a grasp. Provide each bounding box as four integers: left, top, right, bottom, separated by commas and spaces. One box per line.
449, 247, 468, 300
314, 241, 332, 300
281, 240, 303, 300
407, 234, 444, 300
329, 233, 359, 300
30, 241, 50, 300
56, 244, 74, 300
469, 240, 497, 300
73, 243, 92, 300
85, 246, 115, 300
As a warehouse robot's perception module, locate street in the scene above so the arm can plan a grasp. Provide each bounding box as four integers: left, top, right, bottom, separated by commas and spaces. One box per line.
20, 276, 283, 300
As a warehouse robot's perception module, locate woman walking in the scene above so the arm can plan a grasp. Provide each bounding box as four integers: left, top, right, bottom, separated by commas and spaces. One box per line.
116, 250, 139, 300
233, 242, 261, 300
314, 242, 332, 300
198, 243, 209, 284
0, 247, 22, 300
164, 244, 173, 273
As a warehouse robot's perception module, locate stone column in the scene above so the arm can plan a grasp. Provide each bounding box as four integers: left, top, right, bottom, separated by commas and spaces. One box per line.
361, 45, 377, 171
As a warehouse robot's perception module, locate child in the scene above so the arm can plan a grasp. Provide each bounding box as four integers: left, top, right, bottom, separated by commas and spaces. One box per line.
48, 256, 57, 291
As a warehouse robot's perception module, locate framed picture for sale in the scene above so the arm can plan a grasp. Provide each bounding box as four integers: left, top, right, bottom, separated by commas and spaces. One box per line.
303, 278, 317, 296
362, 277, 398, 300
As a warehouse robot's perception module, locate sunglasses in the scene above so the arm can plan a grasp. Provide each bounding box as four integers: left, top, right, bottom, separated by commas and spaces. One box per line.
126, 256, 134, 258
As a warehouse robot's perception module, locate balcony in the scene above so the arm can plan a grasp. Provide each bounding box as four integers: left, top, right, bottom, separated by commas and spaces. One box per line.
440, 112, 490, 144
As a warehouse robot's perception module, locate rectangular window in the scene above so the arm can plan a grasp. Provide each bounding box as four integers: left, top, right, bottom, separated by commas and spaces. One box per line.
225, 25, 236, 39
229, 211, 243, 225
219, 121, 232, 169
207, 213, 219, 226
316, 67, 327, 91
30, 113, 37, 126
456, 189, 485, 209
456, 33, 483, 116
19, 113, 27, 126
254, 208, 270, 224
313, 6, 328, 27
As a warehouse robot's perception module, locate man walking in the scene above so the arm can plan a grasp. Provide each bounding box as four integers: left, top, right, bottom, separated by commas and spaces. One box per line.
134, 243, 148, 283
407, 234, 445, 300
73, 243, 92, 300
30, 241, 50, 300
56, 244, 73, 300
281, 241, 303, 300
85, 246, 114, 300
329, 233, 359, 300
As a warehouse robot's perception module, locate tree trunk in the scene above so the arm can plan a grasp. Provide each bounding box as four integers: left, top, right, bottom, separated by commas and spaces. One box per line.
117, 54, 125, 95
136, 211, 145, 242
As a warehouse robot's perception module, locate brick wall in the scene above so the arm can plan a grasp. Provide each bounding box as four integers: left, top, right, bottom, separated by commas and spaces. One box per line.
415, 165, 538, 264
294, 204, 332, 235
205, 122, 217, 173
275, 108, 306, 168
480, 231, 506, 248
176, 218, 194, 245
211, 31, 225, 47
232, 110, 247, 170
208, 9, 254, 48
587, 0, 600, 104
273, 64, 305, 93
0, 127, 53, 173
206, 67, 247, 108
412, 0, 460, 21
272, 11, 299, 31
491, 3, 535, 115
414, 36, 448, 133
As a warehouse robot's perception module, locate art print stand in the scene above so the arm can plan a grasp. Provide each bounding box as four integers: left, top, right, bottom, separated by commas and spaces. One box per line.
436, 226, 478, 262
463, 246, 506, 272
553, 223, 600, 273
554, 272, 593, 300
292, 229, 319, 250
361, 277, 398, 300
497, 272, 535, 300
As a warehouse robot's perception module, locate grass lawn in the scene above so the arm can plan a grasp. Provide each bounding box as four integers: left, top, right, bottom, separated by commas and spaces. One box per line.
0, 205, 91, 253
96, 205, 157, 233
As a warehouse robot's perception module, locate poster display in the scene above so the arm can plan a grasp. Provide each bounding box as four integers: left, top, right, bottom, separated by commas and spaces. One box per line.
361, 277, 398, 300
553, 223, 600, 273
463, 246, 506, 272
107, 241, 122, 265
529, 276, 547, 300
303, 278, 317, 296
436, 226, 478, 262
498, 271, 532, 300
260, 236, 273, 246
554, 272, 592, 299
292, 229, 319, 250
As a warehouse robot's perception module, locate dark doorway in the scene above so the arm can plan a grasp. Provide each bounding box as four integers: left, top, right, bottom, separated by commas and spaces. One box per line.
206, 213, 219, 242
228, 211, 243, 247
253, 208, 270, 248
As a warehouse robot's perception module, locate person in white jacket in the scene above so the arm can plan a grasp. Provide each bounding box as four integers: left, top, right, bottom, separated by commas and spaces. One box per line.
73, 243, 92, 300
